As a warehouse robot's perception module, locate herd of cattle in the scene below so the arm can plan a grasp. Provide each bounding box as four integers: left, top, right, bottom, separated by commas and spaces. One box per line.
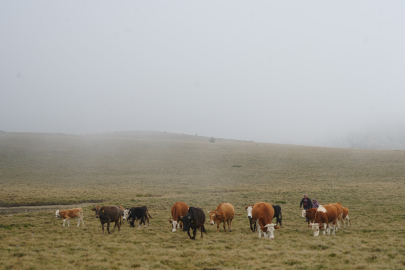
54, 201, 350, 239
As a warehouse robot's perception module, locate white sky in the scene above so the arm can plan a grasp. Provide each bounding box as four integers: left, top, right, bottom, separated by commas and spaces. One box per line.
1, 1, 405, 145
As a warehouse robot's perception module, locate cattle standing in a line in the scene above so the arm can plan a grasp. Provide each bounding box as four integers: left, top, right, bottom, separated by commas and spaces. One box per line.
92, 206, 123, 235
126, 206, 152, 227
208, 203, 235, 232
169, 201, 189, 232
182, 207, 207, 240
251, 202, 280, 239
301, 208, 317, 228
55, 208, 84, 227
310, 204, 338, 236
342, 206, 351, 228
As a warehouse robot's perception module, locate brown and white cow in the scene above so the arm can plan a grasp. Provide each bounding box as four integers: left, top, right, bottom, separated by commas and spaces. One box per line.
301, 208, 317, 228
342, 206, 351, 228
55, 208, 84, 227
208, 203, 235, 232
169, 201, 189, 232
251, 202, 280, 239
310, 204, 338, 236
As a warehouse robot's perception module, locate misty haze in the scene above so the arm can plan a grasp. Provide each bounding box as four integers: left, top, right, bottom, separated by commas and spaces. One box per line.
1, 1, 405, 146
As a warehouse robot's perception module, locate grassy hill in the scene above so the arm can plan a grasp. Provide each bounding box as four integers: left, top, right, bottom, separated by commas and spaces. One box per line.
0, 131, 404, 269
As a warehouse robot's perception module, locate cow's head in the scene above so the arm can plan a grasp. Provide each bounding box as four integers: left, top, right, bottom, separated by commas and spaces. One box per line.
261, 224, 279, 239
310, 223, 320, 237
245, 205, 254, 219
55, 210, 60, 218
91, 206, 102, 219
182, 215, 191, 231
169, 219, 182, 232
123, 209, 130, 220
207, 210, 219, 225
301, 209, 306, 218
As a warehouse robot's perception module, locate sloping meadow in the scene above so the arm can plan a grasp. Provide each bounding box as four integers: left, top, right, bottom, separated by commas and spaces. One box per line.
1, 132, 405, 269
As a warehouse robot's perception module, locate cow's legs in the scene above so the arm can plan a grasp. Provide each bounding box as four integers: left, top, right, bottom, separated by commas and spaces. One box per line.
77, 217, 81, 227
107, 221, 111, 234
187, 229, 192, 239
101, 223, 105, 235
346, 215, 350, 227
63, 219, 66, 227
67, 219, 70, 227
257, 221, 262, 238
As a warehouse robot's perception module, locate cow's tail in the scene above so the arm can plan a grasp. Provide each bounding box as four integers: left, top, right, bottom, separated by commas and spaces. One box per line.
280, 212, 283, 226
148, 213, 153, 219
234, 213, 242, 216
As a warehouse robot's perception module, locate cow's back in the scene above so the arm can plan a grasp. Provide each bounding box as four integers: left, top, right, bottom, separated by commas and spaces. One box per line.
252, 202, 274, 225
216, 203, 235, 220
324, 204, 338, 222
101, 206, 122, 222
189, 207, 205, 226
332, 203, 344, 218
171, 202, 188, 221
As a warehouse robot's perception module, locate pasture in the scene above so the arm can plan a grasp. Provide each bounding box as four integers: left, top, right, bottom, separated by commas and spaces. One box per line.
0, 131, 404, 269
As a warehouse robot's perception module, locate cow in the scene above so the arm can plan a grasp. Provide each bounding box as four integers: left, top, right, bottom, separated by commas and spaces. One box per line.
342, 206, 351, 228
55, 208, 84, 227
169, 201, 189, 232
245, 205, 256, 232
309, 204, 338, 236
127, 206, 152, 227
251, 202, 280, 239
123, 208, 130, 224
331, 203, 344, 230
91, 206, 123, 235
246, 204, 282, 232
207, 203, 235, 232
272, 205, 283, 226
301, 208, 317, 228
182, 207, 207, 240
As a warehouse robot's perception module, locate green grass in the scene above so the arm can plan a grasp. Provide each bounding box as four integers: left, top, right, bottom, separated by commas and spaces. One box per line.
0, 131, 405, 269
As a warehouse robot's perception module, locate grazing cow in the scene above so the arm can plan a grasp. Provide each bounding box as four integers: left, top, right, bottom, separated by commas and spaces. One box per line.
342, 206, 351, 228
208, 203, 235, 232
92, 206, 123, 235
127, 206, 152, 227
55, 208, 84, 227
272, 205, 283, 226
310, 204, 338, 236
301, 208, 317, 228
182, 207, 207, 240
251, 202, 280, 239
169, 202, 189, 232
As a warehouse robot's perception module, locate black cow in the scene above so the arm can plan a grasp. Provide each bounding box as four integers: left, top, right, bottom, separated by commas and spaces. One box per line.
250, 205, 282, 232
272, 205, 282, 226
91, 206, 123, 235
182, 207, 207, 240
127, 206, 152, 227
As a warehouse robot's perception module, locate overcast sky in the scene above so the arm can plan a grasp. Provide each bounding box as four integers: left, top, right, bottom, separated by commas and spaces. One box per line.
1, 1, 404, 145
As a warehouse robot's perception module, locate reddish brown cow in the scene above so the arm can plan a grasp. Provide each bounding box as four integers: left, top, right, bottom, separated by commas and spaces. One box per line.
310, 204, 338, 236
342, 206, 351, 228
208, 203, 235, 232
251, 202, 280, 239
55, 208, 84, 227
169, 202, 189, 232
302, 208, 317, 228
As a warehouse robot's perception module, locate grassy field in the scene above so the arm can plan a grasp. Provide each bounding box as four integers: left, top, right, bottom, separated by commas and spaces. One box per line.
0, 131, 405, 269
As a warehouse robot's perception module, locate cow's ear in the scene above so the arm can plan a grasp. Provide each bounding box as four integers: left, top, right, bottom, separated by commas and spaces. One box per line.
244, 206, 248, 210
168, 220, 173, 223
91, 208, 95, 211
275, 226, 280, 230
